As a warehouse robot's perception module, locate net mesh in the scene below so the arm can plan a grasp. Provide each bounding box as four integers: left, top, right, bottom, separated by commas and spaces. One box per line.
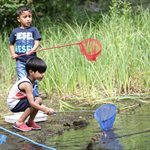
79, 38, 102, 61
94, 104, 117, 131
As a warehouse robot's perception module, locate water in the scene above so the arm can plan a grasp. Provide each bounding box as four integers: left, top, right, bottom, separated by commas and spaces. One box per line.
0, 105, 150, 150
46, 105, 150, 150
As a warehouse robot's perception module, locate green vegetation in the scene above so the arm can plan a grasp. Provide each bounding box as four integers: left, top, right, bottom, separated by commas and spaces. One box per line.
1, 0, 150, 29
0, 1, 149, 111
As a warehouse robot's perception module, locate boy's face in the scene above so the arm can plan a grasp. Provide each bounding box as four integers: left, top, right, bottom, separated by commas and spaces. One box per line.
29, 70, 45, 81
17, 11, 32, 28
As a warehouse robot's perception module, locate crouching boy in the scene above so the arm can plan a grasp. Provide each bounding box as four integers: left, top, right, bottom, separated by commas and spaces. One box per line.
7, 57, 55, 131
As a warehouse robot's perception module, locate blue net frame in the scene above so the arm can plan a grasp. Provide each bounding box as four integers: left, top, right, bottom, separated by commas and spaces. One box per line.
94, 104, 117, 131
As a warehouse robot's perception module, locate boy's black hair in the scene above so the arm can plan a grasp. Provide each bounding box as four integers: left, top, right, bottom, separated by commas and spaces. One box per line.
16, 6, 32, 17
26, 57, 47, 75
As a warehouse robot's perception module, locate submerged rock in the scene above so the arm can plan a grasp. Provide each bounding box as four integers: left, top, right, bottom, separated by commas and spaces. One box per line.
73, 119, 89, 128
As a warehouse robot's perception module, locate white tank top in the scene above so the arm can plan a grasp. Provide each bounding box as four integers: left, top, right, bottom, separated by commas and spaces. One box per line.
7, 77, 32, 110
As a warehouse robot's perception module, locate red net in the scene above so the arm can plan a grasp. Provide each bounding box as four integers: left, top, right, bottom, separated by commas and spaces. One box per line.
79, 38, 102, 61
16, 38, 102, 61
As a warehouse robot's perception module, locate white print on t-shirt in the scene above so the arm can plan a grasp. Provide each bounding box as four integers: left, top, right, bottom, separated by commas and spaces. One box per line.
16, 32, 33, 40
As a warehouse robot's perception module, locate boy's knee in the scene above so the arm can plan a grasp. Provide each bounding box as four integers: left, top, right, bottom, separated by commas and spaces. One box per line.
35, 97, 42, 105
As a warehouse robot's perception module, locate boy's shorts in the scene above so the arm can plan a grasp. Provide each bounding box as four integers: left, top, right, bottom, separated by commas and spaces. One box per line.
11, 98, 30, 112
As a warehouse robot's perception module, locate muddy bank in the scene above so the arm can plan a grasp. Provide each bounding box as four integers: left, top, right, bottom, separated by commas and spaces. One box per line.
0, 111, 93, 142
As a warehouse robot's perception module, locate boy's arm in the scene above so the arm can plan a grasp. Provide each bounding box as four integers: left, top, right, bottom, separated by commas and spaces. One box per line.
26, 40, 40, 55
22, 82, 54, 114
32, 40, 40, 51
9, 44, 18, 59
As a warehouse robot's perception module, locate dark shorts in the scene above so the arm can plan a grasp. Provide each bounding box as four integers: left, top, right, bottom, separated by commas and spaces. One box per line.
11, 98, 30, 112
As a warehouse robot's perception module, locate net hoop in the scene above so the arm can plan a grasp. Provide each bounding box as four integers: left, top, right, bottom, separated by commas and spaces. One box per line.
79, 38, 102, 61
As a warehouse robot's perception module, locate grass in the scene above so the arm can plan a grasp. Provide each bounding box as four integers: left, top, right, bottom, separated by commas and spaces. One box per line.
0, 6, 149, 112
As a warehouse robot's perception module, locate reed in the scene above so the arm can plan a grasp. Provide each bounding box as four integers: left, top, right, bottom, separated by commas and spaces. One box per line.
0, 34, 16, 86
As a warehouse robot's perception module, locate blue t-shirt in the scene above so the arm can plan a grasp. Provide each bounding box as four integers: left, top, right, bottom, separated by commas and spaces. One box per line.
9, 26, 41, 62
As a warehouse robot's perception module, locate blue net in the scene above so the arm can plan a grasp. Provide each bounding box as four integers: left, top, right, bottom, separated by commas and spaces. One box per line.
94, 104, 117, 131
0, 134, 7, 145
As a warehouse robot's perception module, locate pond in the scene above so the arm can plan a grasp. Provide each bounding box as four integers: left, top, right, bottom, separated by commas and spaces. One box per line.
0, 104, 150, 150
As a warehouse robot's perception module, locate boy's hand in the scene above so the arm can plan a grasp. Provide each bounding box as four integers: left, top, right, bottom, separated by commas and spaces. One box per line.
26, 49, 36, 55
11, 53, 18, 59
46, 108, 55, 115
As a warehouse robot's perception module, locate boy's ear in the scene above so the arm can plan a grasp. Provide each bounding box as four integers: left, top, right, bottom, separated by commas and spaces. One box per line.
17, 17, 21, 22
29, 69, 33, 75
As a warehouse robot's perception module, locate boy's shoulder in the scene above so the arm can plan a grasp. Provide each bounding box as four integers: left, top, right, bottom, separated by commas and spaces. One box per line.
12, 26, 38, 32
28, 26, 39, 32
18, 77, 31, 83
12, 27, 22, 33
16, 77, 32, 87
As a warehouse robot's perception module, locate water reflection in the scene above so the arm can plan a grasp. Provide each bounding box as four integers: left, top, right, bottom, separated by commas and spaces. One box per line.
114, 129, 150, 139
86, 130, 123, 150
98, 130, 123, 150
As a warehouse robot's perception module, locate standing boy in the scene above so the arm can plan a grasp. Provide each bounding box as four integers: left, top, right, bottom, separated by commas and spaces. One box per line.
7, 57, 55, 131
9, 5, 41, 97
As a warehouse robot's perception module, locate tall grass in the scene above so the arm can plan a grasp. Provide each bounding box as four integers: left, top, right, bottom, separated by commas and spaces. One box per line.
0, 33, 16, 88
0, 6, 149, 102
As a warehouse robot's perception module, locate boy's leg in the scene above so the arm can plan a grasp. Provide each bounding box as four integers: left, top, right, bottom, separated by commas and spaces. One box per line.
26, 108, 41, 130
16, 60, 27, 80
13, 107, 33, 131
11, 97, 43, 131
11, 99, 32, 131
27, 96, 42, 122
27, 97, 42, 130
33, 80, 39, 97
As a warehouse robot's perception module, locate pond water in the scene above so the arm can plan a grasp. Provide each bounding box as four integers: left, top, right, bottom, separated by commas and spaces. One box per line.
0, 105, 150, 150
